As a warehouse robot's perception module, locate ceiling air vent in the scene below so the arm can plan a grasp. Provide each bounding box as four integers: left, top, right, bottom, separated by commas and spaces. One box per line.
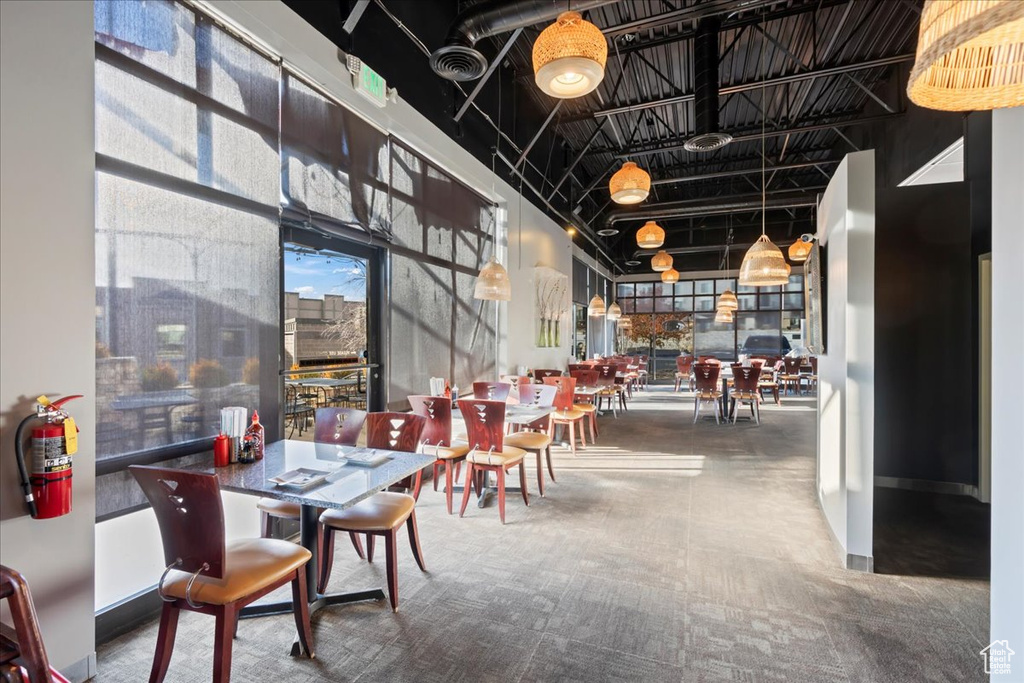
684, 18, 732, 153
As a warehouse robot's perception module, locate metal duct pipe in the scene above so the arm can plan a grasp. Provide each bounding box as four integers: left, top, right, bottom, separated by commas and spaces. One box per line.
685, 18, 732, 152
430, 0, 617, 81
604, 192, 822, 227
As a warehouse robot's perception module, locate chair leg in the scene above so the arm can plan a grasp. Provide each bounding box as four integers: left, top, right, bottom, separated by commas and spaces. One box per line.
349, 531, 365, 560
444, 462, 454, 515
432, 462, 441, 492
459, 462, 475, 517
149, 603, 179, 683
212, 606, 236, 683
578, 419, 586, 449
317, 527, 335, 594
384, 530, 399, 612
406, 511, 426, 572
260, 511, 272, 539
714, 400, 720, 425
496, 468, 507, 524
693, 397, 700, 424
518, 462, 529, 506
535, 450, 545, 497
588, 412, 597, 443
568, 421, 577, 454
546, 447, 556, 483
366, 534, 376, 563
291, 569, 315, 658
454, 460, 463, 483
410, 470, 423, 502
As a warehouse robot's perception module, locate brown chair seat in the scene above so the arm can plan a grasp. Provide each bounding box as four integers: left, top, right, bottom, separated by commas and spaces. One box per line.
320, 492, 414, 532
466, 446, 526, 466
425, 442, 471, 460
696, 390, 722, 399
573, 403, 597, 413
503, 431, 553, 450
733, 390, 760, 400
256, 497, 300, 519
162, 538, 310, 606
551, 408, 585, 421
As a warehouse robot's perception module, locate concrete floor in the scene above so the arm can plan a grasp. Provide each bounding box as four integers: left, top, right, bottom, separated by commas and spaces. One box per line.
96, 386, 989, 682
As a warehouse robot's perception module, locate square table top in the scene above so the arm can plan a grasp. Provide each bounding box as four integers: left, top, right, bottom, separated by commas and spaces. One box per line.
191, 440, 433, 511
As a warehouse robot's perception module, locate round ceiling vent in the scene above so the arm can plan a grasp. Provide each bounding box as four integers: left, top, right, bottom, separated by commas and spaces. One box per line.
624, 259, 641, 267
683, 131, 733, 153
596, 228, 619, 237
430, 45, 488, 81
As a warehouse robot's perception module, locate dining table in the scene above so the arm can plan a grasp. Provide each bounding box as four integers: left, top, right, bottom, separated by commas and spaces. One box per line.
187, 439, 432, 655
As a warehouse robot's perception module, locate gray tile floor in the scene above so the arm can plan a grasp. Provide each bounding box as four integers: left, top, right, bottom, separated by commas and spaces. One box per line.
96, 386, 990, 682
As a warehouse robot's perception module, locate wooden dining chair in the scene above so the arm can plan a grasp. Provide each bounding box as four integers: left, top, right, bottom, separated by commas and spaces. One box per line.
693, 362, 723, 424
533, 369, 563, 380
568, 369, 600, 441
130, 465, 314, 682
408, 395, 470, 515
472, 381, 512, 401
593, 363, 626, 416
729, 364, 762, 425
504, 384, 557, 496
498, 375, 532, 403
257, 408, 367, 560
0, 565, 72, 683
543, 376, 587, 454
317, 412, 427, 611
457, 399, 528, 523
780, 357, 804, 395
674, 355, 694, 392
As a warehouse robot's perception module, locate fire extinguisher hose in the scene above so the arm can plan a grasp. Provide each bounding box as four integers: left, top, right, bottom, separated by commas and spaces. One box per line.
14, 414, 39, 518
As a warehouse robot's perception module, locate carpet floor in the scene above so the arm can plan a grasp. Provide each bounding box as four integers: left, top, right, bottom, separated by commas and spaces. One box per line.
95, 386, 989, 682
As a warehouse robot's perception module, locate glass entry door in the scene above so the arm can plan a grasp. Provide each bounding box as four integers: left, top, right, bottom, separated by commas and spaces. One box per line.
282, 229, 383, 438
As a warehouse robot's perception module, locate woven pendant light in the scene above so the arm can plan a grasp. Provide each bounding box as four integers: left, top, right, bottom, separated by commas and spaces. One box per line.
635, 220, 665, 249
533, 11, 608, 99
474, 256, 511, 300
661, 267, 680, 284
714, 308, 734, 324
788, 239, 812, 263
717, 289, 738, 311
606, 301, 622, 320
908, 0, 1024, 111
587, 294, 606, 317
619, 315, 632, 329
651, 250, 673, 272
609, 162, 651, 204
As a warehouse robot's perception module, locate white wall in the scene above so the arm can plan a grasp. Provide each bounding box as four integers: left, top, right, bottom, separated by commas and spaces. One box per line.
0, 2, 97, 680
816, 151, 875, 571
989, 107, 1024, 666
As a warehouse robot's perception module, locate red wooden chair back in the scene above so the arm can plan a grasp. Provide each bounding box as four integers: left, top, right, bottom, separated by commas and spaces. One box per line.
567, 364, 589, 373
569, 369, 599, 387
594, 364, 617, 384
783, 357, 802, 374
731, 364, 760, 393
693, 363, 721, 393
314, 407, 366, 445
130, 465, 226, 579
365, 412, 426, 452
472, 382, 511, 401
457, 399, 506, 452
533, 369, 563, 379
542, 376, 578, 411
749, 358, 766, 371
809, 357, 818, 373
518, 383, 557, 407
676, 355, 694, 374
408, 396, 454, 448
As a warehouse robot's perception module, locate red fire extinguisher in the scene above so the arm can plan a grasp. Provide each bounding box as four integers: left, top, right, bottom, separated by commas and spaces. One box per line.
14, 395, 82, 519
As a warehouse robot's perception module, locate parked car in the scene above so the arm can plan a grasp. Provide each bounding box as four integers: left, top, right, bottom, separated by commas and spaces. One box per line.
740, 335, 792, 357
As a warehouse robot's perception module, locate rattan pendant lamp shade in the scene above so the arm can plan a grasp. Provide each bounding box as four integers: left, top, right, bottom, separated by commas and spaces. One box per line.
714, 308, 734, 323
788, 239, 813, 263
717, 289, 738, 311
651, 249, 673, 272
474, 256, 512, 300
635, 220, 665, 249
609, 162, 651, 204
588, 294, 606, 316
908, 0, 1024, 111
661, 267, 680, 284
533, 11, 608, 99
606, 301, 622, 320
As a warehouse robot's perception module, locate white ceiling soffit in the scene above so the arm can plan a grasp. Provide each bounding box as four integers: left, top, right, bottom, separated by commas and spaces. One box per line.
899, 137, 965, 187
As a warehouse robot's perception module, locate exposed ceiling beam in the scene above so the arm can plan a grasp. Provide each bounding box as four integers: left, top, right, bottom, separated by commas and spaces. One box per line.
453, 28, 522, 123
651, 159, 841, 187
604, 190, 823, 227
601, 0, 782, 38
341, 0, 371, 35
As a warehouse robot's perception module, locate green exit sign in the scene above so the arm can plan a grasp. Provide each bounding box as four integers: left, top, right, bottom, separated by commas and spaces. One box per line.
355, 62, 387, 108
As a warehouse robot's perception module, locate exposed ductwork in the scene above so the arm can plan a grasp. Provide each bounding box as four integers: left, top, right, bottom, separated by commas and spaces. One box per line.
603, 191, 823, 228
430, 0, 617, 81
684, 18, 732, 152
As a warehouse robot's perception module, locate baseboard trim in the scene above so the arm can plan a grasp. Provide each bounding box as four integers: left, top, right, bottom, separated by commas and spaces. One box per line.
845, 553, 874, 572
874, 476, 979, 498
817, 491, 875, 573
59, 652, 97, 682
96, 586, 162, 648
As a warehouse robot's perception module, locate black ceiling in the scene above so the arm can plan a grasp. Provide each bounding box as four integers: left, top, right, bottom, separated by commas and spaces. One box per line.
285, 0, 923, 273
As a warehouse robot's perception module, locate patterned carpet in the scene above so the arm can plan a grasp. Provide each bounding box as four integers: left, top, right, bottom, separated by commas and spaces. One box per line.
96, 386, 989, 682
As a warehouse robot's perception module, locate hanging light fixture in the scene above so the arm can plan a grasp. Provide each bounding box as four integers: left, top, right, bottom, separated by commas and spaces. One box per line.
788, 237, 813, 263
651, 249, 673, 272
635, 220, 665, 249
474, 257, 511, 301
738, 22, 791, 288
714, 307, 734, 324
606, 301, 622, 321
661, 267, 680, 284
588, 293, 606, 316
609, 161, 651, 204
907, 0, 1024, 112
533, 11, 608, 99
716, 243, 738, 311
619, 315, 632, 328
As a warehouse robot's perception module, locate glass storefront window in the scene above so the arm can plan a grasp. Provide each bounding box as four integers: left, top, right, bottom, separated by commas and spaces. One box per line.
673, 297, 693, 312
695, 280, 714, 294
634, 297, 654, 312
617, 283, 635, 298
759, 293, 781, 309
655, 297, 674, 312
674, 281, 693, 296
783, 293, 804, 309
636, 282, 654, 297
736, 311, 784, 357
695, 296, 716, 311
715, 279, 735, 293
655, 282, 675, 297
738, 294, 757, 311
694, 312, 735, 360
